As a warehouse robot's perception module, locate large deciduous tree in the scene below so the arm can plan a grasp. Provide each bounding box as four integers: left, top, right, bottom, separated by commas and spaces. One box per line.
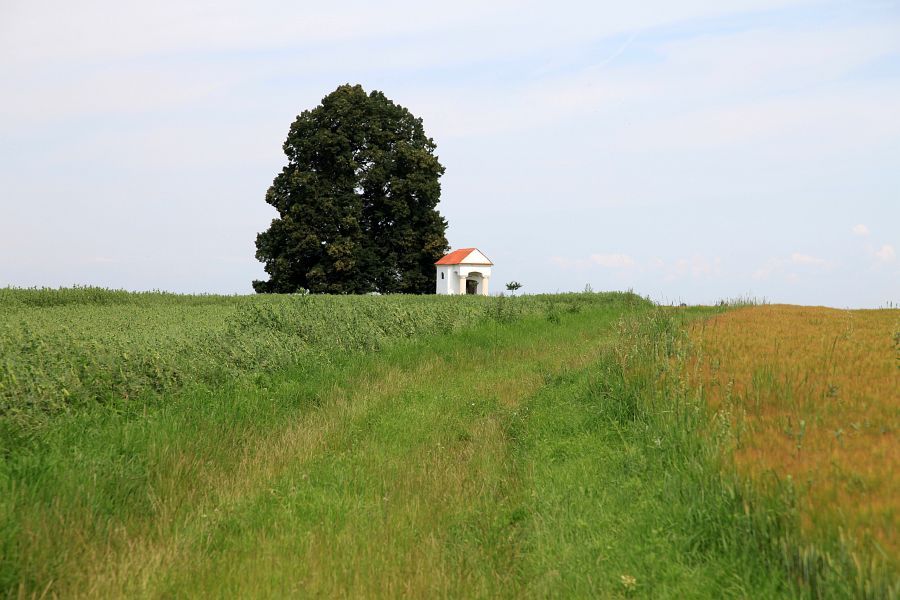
253, 84, 449, 294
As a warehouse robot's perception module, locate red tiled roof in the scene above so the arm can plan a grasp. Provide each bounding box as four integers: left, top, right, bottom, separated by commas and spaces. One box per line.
435, 248, 474, 265
435, 248, 493, 265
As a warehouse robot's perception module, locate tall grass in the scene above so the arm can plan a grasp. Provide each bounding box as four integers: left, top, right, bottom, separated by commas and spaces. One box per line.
0, 288, 628, 437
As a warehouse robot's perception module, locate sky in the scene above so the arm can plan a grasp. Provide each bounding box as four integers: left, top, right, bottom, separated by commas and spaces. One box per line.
1, 0, 898, 307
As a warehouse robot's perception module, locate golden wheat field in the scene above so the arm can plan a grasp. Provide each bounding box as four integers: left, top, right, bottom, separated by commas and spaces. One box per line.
690, 305, 899, 559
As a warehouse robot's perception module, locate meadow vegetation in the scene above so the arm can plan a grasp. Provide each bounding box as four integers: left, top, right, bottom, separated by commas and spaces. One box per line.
0, 287, 572, 438
0, 289, 895, 597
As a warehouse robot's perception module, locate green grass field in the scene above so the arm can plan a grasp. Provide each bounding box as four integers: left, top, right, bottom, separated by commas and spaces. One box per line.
0, 289, 891, 597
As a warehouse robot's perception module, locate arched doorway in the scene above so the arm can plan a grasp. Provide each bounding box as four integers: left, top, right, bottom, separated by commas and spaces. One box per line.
464, 271, 484, 295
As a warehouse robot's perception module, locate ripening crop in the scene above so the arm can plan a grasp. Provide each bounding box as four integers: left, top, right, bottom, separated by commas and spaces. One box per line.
690, 305, 899, 560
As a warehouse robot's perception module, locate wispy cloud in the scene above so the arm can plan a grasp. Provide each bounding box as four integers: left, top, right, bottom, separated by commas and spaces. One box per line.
590, 253, 636, 268
550, 253, 723, 282
550, 253, 637, 270
852, 224, 870, 236
873, 244, 896, 263
663, 256, 723, 281
790, 253, 829, 267
754, 252, 833, 280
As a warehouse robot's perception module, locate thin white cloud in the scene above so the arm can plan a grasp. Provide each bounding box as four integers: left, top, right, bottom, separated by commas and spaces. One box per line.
752, 262, 776, 281
549, 253, 637, 269
590, 253, 636, 269
0, 0, 823, 69
874, 244, 896, 263
408, 18, 900, 150
791, 253, 829, 266
664, 255, 723, 281
612, 83, 900, 154
2, 68, 238, 126
754, 252, 833, 280
852, 224, 870, 236
552, 253, 723, 278
549, 256, 586, 269
9, 0, 891, 141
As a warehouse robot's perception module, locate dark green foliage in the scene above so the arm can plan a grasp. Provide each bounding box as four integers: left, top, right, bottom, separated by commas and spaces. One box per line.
253, 84, 449, 294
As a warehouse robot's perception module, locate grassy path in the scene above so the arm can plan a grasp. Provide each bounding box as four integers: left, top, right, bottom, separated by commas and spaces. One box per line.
5, 301, 794, 598
85, 306, 623, 597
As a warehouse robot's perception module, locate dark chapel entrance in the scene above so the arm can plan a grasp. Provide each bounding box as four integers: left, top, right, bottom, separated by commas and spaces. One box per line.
465, 279, 478, 295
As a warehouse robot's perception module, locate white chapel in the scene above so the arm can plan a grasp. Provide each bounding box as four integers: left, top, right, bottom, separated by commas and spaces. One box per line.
435, 248, 493, 295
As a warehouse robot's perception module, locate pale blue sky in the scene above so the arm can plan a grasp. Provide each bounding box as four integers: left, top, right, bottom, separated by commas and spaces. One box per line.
1, 0, 898, 306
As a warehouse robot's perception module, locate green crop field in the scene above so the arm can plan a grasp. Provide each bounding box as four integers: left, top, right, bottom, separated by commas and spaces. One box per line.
0, 289, 894, 598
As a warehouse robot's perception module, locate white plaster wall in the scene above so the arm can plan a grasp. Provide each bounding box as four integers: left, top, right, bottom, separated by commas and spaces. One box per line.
436, 265, 462, 294
459, 265, 492, 279
435, 265, 459, 294
463, 249, 492, 265
435, 265, 451, 294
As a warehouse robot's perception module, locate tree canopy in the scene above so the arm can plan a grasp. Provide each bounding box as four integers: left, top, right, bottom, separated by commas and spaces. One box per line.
253, 84, 449, 294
